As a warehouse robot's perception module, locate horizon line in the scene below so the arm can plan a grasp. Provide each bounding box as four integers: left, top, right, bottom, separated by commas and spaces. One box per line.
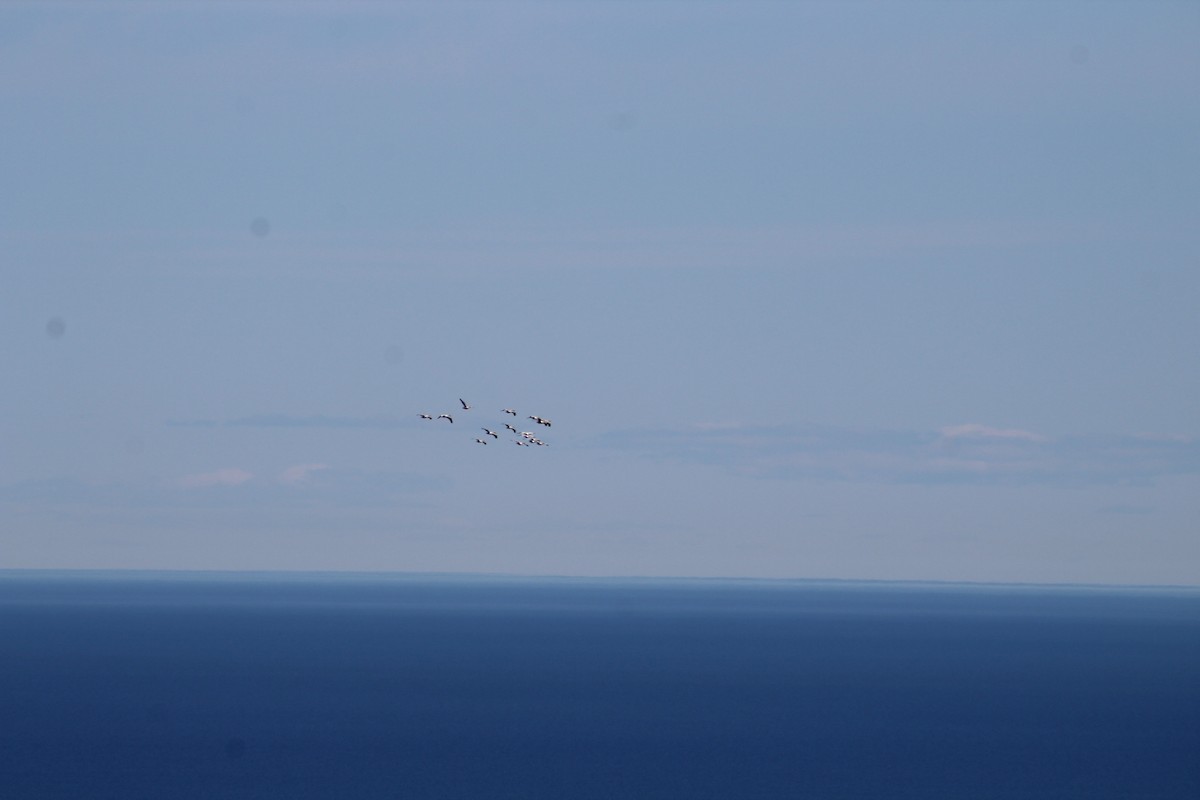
2, 567, 1196, 593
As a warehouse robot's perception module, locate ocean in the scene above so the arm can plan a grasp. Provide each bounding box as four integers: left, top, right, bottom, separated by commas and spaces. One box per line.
1, 571, 1196, 799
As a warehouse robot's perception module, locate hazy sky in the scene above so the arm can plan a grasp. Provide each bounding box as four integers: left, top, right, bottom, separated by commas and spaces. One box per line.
4, 1, 1198, 584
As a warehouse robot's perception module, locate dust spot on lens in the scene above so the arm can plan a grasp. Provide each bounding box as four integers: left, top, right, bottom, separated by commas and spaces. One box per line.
46, 317, 66, 339
250, 217, 271, 237
608, 111, 638, 132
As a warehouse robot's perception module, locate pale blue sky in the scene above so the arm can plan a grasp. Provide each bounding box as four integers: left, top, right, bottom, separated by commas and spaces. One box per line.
4, 1, 1198, 584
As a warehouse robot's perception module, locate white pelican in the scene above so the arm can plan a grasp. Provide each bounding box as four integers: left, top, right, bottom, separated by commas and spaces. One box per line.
437, 414, 453, 423
474, 438, 488, 445
504, 423, 519, 433
502, 408, 517, 416
418, 414, 433, 420
482, 428, 499, 438
459, 399, 471, 410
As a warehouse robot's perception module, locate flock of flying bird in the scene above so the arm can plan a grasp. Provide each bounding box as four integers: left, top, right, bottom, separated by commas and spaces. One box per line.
419, 399, 553, 447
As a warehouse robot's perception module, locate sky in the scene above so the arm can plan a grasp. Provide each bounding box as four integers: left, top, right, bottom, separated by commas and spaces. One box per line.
3, 1, 1198, 585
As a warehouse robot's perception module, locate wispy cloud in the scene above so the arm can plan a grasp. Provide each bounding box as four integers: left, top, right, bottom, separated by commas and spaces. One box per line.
228, 414, 408, 429
177, 467, 254, 488
279, 463, 331, 484
1, 467, 449, 512
595, 423, 1200, 485
167, 414, 408, 429
939, 423, 1046, 442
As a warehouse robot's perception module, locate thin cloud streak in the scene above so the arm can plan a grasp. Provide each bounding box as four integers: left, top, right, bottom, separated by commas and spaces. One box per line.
227, 414, 408, 429
1, 468, 450, 511
167, 414, 409, 430
279, 463, 331, 484
22, 218, 1153, 277
940, 423, 1047, 442
177, 467, 254, 488
595, 423, 1200, 485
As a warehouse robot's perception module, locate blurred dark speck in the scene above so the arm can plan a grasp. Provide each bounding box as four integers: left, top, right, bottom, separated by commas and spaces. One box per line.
384, 345, 405, 365
608, 111, 638, 132
46, 317, 66, 339
1069, 44, 1090, 65
250, 217, 271, 237
225, 737, 247, 760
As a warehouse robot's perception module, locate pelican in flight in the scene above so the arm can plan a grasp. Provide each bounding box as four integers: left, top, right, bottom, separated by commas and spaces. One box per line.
437, 414, 453, 423
459, 399, 471, 410
475, 438, 488, 445
482, 428, 499, 439
502, 408, 517, 416
504, 423, 519, 433
418, 414, 433, 420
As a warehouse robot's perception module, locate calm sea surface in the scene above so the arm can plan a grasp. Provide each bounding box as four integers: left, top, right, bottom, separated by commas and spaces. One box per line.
1, 571, 1197, 799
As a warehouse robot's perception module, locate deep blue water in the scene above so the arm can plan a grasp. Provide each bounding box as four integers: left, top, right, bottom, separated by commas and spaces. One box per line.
1, 572, 1197, 799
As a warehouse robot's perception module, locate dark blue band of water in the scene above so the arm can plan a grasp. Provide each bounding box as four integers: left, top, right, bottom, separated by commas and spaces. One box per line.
2, 572, 1198, 799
